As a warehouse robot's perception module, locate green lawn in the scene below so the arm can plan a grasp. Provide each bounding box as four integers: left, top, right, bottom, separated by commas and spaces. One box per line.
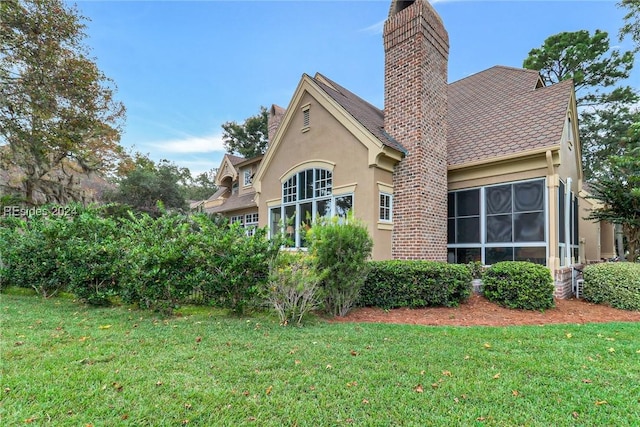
1, 293, 639, 426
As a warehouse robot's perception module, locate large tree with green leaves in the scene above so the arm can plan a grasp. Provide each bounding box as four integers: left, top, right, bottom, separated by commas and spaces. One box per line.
0, 0, 126, 205
221, 106, 268, 159
587, 122, 640, 262
523, 29, 637, 180
105, 154, 188, 216
619, 0, 640, 51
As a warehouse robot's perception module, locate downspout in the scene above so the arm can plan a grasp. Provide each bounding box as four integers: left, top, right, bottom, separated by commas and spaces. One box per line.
565, 177, 572, 267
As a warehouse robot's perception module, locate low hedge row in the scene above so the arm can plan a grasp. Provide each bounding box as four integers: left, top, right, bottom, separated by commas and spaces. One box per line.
482, 261, 555, 310
359, 260, 472, 309
583, 262, 640, 311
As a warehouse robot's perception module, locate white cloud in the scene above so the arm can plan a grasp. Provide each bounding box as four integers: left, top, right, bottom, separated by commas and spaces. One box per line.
359, 19, 385, 35
149, 133, 226, 154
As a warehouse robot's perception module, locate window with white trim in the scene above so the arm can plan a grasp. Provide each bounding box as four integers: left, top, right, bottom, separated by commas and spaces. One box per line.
245, 212, 259, 236
243, 169, 252, 187
447, 178, 547, 265
558, 180, 580, 266
230, 215, 244, 225
269, 168, 353, 247
379, 193, 392, 222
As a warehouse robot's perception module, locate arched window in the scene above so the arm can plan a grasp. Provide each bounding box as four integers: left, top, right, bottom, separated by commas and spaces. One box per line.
270, 168, 353, 247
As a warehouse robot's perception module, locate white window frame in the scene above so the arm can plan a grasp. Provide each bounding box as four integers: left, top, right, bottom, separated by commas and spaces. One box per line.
271, 168, 354, 247
447, 178, 548, 266
379, 192, 392, 222
243, 169, 252, 187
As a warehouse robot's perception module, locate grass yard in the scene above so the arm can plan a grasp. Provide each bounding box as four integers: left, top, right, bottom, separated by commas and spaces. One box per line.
1, 293, 639, 426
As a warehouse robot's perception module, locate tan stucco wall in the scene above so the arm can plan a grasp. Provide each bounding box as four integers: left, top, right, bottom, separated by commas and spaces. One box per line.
578, 196, 600, 262
256, 91, 395, 260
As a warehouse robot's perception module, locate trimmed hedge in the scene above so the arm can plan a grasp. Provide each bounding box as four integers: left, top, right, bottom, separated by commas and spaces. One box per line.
582, 263, 640, 311
360, 260, 472, 309
482, 261, 554, 310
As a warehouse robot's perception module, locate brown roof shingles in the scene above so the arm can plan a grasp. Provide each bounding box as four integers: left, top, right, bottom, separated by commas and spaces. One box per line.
205, 191, 256, 214
447, 66, 572, 166
312, 73, 406, 153
311, 66, 571, 166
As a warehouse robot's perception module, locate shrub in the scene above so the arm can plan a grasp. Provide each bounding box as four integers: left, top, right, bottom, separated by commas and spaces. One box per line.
61, 209, 123, 306
118, 213, 203, 314
360, 261, 472, 309
264, 251, 325, 326
582, 262, 640, 311
307, 217, 373, 317
0, 213, 70, 297
203, 221, 281, 315
483, 262, 554, 310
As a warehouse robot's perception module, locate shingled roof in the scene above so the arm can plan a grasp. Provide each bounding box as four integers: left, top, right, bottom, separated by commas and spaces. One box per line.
307, 66, 572, 167
447, 66, 572, 166
205, 191, 256, 214
311, 73, 406, 154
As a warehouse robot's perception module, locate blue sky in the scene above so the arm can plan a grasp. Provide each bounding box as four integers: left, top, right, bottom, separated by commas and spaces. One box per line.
73, 0, 638, 176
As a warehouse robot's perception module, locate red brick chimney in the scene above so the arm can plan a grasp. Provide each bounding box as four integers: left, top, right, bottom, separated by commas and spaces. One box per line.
384, 0, 449, 260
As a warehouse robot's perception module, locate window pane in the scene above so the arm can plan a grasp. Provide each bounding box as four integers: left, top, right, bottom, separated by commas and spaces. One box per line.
558, 181, 565, 243
299, 202, 313, 247
456, 247, 481, 264
447, 248, 456, 263
514, 180, 544, 212
335, 195, 353, 218
447, 193, 455, 218
457, 217, 479, 243
485, 247, 513, 264
447, 218, 455, 244
315, 169, 332, 197
284, 205, 296, 244
316, 199, 331, 218
298, 170, 313, 200
269, 207, 281, 238
486, 184, 511, 214
572, 197, 579, 246
283, 175, 297, 203
457, 189, 479, 216
486, 214, 512, 242
515, 247, 546, 265
514, 212, 545, 242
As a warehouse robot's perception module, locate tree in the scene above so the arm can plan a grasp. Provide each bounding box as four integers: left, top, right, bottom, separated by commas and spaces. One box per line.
523, 29, 637, 180
0, 0, 126, 205
619, 0, 640, 51
523, 30, 634, 106
106, 154, 187, 216
182, 169, 217, 201
221, 106, 268, 159
586, 122, 640, 262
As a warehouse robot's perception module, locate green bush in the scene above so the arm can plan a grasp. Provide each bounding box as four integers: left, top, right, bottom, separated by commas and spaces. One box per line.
360, 260, 472, 309
582, 262, 640, 311
118, 213, 280, 315
307, 217, 373, 317
202, 221, 281, 315
483, 262, 554, 310
0, 213, 70, 297
264, 251, 325, 326
61, 209, 123, 306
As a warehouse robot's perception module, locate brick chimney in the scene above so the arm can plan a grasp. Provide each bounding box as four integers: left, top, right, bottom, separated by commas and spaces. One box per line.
268, 104, 286, 143
384, 0, 449, 260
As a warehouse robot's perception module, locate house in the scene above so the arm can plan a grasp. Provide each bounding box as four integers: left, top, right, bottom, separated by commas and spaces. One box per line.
205, 0, 615, 297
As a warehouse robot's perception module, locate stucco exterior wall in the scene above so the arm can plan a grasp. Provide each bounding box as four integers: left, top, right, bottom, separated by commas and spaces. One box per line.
257, 92, 394, 259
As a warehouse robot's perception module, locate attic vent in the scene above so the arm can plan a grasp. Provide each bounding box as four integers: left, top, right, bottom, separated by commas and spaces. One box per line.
567, 117, 574, 151
301, 104, 310, 133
